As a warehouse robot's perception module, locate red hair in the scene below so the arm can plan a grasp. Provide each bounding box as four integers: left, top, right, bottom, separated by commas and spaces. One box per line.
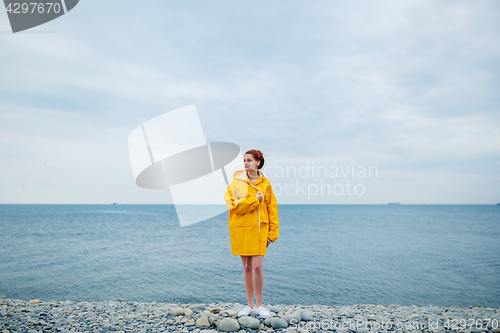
245, 149, 265, 169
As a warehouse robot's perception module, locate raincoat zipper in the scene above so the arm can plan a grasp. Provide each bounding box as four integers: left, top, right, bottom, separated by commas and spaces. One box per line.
237, 171, 262, 233
248, 179, 261, 233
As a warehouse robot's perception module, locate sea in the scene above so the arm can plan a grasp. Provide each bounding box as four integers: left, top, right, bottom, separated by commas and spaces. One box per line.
0, 204, 498, 308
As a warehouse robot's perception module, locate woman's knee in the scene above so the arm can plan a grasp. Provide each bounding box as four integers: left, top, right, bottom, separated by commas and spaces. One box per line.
253, 255, 264, 274
241, 256, 254, 272
243, 262, 254, 272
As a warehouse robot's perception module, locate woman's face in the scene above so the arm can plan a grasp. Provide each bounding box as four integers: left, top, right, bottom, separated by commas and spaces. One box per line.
244, 154, 259, 171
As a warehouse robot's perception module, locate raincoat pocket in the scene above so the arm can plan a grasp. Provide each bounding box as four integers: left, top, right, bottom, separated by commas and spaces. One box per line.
234, 215, 251, 227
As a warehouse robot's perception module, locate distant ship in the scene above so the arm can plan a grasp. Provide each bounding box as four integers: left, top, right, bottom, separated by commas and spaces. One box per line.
388, 202, 400, 205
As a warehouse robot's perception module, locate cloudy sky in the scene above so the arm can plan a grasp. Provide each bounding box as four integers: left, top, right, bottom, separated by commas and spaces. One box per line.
1, 0, 499, 204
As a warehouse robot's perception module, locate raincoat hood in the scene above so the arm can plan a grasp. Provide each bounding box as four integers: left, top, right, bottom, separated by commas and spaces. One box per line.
234, 170, 265, 191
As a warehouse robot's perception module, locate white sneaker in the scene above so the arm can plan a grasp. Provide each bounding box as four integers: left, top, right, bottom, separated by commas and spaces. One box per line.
237, 305, 255, 317
254, 305, 271, 318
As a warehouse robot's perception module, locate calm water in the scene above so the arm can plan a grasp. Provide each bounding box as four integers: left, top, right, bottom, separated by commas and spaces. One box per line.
0, 204, 498, 307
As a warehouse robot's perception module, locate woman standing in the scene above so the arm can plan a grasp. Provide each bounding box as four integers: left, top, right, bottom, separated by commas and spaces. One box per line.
223, 150, 280, 319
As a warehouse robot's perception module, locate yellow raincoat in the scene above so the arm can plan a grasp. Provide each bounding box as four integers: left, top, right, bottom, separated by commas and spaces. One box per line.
224, 170, 279, 256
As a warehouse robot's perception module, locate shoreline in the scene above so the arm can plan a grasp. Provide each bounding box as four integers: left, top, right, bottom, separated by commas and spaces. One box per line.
1, 296, 499, 333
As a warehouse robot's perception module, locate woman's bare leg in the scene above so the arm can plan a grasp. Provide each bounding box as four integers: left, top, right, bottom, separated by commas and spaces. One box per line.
240, 255, 255, 308
253, 255, 264, 308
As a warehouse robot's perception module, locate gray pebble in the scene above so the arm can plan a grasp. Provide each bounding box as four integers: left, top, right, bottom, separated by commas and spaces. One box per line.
238, 316, 260, 329
269, 306, 283, 313
282, 313, 301, 325
219, 318, 240, 332
300, 311, 313, 321
170, 307, 184, 316
195, 317, 210, 328
271, 318, 288, 329
189, 304, 206, 310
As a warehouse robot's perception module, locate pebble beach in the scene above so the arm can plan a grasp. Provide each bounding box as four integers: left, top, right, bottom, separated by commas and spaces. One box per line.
1, 296, 499, 333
